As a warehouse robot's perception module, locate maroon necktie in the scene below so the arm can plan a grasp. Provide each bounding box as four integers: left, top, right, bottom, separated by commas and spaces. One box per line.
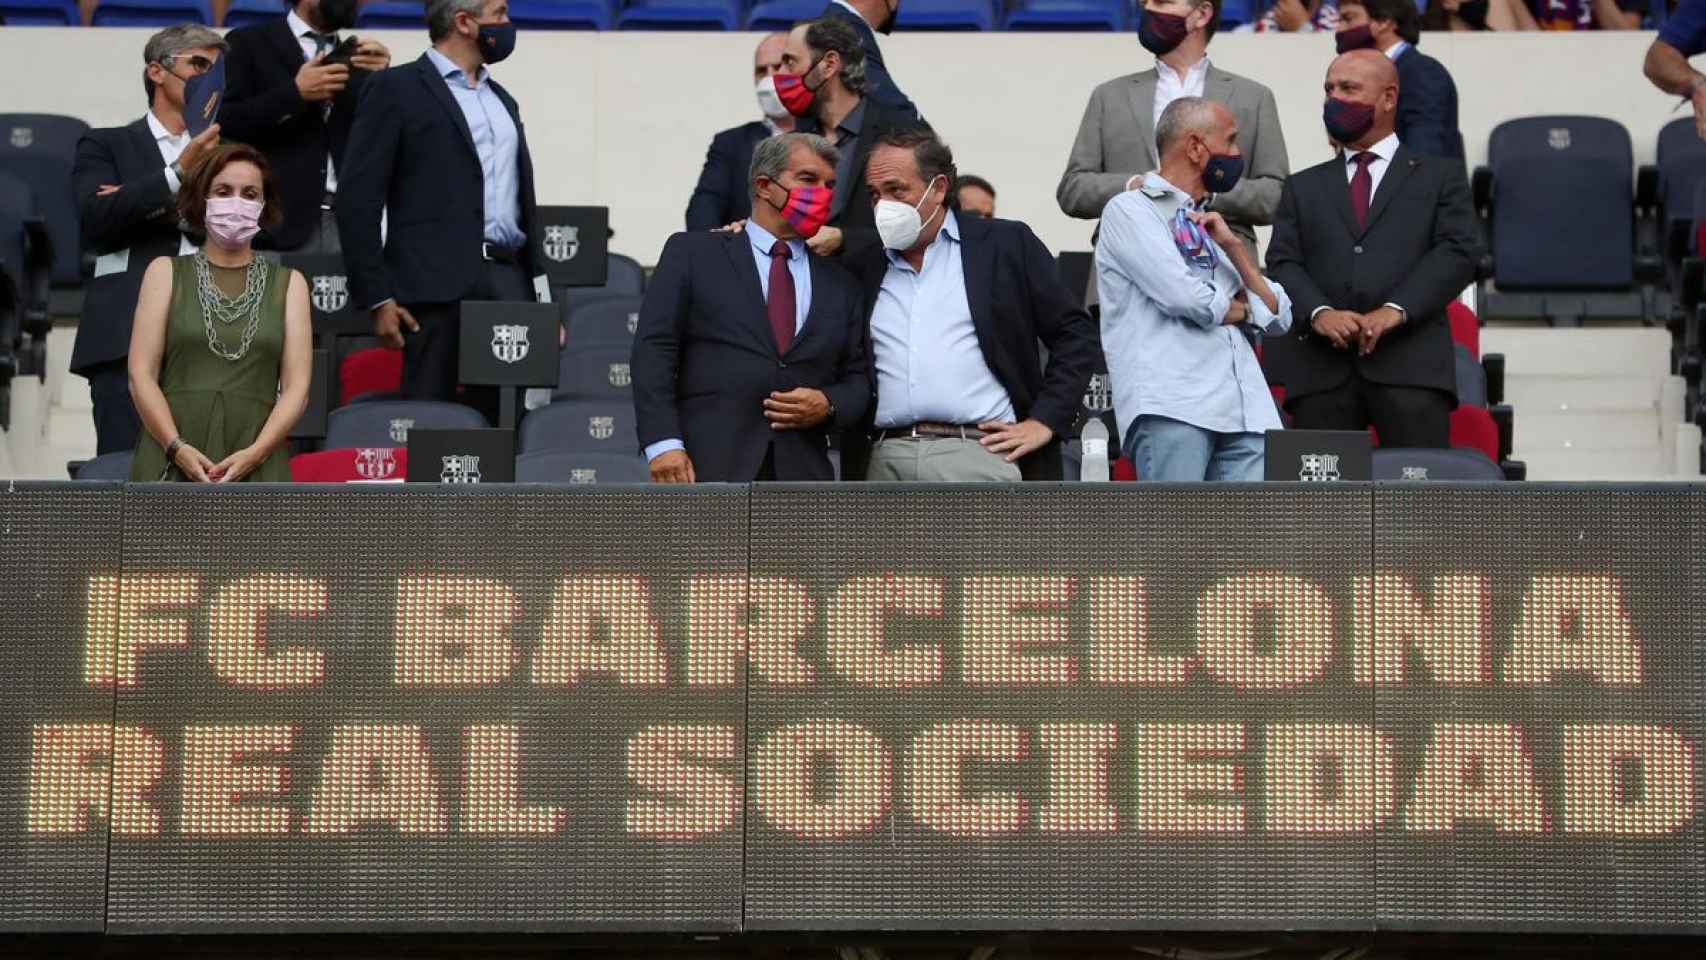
1349, 152, 1376, 229
766, 240, 795, 355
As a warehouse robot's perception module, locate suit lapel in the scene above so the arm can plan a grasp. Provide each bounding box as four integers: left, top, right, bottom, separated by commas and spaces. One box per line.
271, 16, 307, 68
1127, 70, 1159, 168
724, 231, 777, 354
416, 54, 479, 160
791, 255, 830, 357
1362, 146, 1418, 235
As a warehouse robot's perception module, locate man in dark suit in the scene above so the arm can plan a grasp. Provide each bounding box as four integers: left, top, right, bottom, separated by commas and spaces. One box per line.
842, 128, 1098, 482
821, 0, 918, 120
72, 24, 227, 455
684, 32, 793, 232
1264, 50, 1481, 448
337, 0, 542, 418
221, 0, 393, 253
632, 133, 871, 483
1336, 0, 1464, 162
778, 16, 912, 261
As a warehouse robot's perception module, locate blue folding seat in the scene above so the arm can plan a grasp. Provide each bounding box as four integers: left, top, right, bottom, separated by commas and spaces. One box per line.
510, 0, 615, 29
565, 295, 642, 348
0, 0, 79, 24
73, 451, 135, 480
560, 251, 645, 315
893, 0, 993, 30
90, 0, 212, 24
324, 399, 487, 448
354, 1, 425, 27
1483, 116, 1635, 292
0, 114, 88, 289
1373, 447, 1504, 481
1004, 0, 1128, 31
517, 398, 639, 454
746, 0, 819, 30
516, 451, 651, 483
1658, 117, 1706, 267
617, 0, 744, 29
1218, 0, 1256, 27
553, 346, 634, 402
221, 0, 283, 27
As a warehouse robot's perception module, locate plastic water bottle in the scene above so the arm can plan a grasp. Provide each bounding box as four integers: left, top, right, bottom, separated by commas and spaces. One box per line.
1080, 417, 1110, 482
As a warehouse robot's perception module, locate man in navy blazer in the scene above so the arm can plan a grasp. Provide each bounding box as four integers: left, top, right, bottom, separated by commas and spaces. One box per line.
841, 128, 1098, 482
632, 133, 871, 483
821, 0, 919, 121
336, 0, 541, 416
1337, 0, 1464, 162
685, 32, 794, 232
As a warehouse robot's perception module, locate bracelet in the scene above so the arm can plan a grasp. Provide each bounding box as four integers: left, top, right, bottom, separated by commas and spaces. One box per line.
164, 436, 184, 461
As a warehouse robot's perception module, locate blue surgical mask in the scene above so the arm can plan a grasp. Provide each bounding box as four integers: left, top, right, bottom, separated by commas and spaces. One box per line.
1204, 152, 1245, 194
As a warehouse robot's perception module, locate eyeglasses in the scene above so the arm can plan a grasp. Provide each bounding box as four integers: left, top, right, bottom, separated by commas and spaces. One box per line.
162, 54, 216, 75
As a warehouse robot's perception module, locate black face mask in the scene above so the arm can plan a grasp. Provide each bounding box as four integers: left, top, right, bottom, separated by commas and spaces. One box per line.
315, 0, 359, 32
1456, 0, 1490, 29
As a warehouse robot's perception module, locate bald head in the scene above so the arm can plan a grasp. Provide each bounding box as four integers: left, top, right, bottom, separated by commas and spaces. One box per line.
1156, 97, 1236, 161
754, 31, 787, 80
1325, 49, 1399, 146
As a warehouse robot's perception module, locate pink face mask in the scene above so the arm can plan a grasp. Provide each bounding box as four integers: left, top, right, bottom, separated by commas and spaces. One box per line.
204, 195, 263, 247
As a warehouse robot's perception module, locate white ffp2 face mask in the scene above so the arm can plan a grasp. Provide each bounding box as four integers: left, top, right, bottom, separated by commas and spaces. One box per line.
874, 176, 944, 251
754, 75, 790, 121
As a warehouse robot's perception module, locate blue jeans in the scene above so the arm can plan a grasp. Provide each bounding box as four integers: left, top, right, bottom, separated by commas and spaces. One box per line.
1125, 415, 1265, 482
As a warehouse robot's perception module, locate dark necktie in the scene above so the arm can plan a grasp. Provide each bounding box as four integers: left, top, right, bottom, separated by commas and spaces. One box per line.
1349, 152, 1376, 230
766, 241, 796, 355
307, 31, 338, 57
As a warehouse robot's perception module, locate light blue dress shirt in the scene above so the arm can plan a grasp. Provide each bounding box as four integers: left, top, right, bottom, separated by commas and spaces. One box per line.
643, 221, 813, 463
1095, 173, 1292, 445
425, 48, 524, 248
871, 210, 1015, 429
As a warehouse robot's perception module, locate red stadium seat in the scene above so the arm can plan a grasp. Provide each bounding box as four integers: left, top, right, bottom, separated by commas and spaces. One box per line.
1447, 301, 1480, 358
338, 348, 403, 407
289, 447, 408, 483
1448, 405, 1501, 463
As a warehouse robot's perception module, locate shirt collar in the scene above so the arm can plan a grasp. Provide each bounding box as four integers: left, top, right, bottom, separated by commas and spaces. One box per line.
745, 219, 804, 261
837, 99, 867, 139
1345, 132, 1401, 165
427, 47, 488, 87
831, 0, 869, 26
286, 9, 319, 40
1155, 56, 1210, 85
145, 109, 185, 144
1139, 171, 1203, 206
1384, 40, 1410, 60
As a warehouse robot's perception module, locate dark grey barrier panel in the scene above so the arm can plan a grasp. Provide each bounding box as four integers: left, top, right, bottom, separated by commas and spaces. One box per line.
1374, 483, 1706, 933
744, 483, 1376, 930
0, 483, 122, 931
103, 484, 746, 932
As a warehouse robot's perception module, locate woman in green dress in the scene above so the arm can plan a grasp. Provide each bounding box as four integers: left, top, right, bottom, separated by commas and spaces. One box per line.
128, 142, 312, 482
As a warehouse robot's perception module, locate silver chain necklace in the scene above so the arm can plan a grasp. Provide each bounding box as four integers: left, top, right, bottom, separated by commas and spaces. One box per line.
194, 250, 268, 361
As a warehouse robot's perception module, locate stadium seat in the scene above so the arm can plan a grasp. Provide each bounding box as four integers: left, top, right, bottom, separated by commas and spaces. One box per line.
1454, 344, 1487, 408
1004, 0, 1128, 31
894, 0, 996, 30
1218, 0, 1256, 27
517, 398, 638, 454
290, 447, 408, 483
73, 451, 133, 480
745, 0, 818, 30
1373, 447, 1504, 481
561, 252, 645, 315
1448, 405, 1501, 464
0, 0, 79, 24
324, 399, 487, 448
1658, 117, 1706, 268
553, 345, 634, 401
617, 0, 744, 29
221, 0, 283, 26
509, 0, 615, 29
90, 0, 213, 24
0, 114, 88, 288
338, 346, 404, 407
0, 172, 32, 306
1447, 300, 1479, 358
566, 295, 642, 348
515, 450, 651, 483
354, 1, 425, 27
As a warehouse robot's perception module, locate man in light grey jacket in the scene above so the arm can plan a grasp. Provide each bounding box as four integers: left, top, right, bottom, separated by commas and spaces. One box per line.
1057, 0, 1289, 265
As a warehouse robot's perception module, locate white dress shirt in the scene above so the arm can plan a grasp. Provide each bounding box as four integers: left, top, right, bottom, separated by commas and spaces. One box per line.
1153, 56, 1210, 130
287, 9, 339, 193
870, 210, 1015, 428
145, 109, 197, 256
1095, 174, 1291, 442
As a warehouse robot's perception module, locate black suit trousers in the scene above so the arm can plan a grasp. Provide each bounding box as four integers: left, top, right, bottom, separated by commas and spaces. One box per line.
88, 359, 142, 456
1287, 370, 1452, 448
402, 260, 531, 424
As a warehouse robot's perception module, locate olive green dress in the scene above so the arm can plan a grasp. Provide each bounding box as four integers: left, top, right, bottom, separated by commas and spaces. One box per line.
130, 255, 293, 482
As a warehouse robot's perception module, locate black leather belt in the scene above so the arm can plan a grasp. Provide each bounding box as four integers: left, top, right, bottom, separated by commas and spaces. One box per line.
481, 242, 521, 264
874, 422, 988, 442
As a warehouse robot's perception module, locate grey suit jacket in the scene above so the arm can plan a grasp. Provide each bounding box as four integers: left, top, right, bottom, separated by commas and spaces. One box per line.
1056, 64, 1289, 258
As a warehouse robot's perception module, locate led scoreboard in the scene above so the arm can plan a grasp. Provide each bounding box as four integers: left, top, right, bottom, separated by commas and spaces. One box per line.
0, 483, 1701, 934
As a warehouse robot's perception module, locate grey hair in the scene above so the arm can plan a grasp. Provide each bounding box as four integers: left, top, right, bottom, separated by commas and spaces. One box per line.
803, 17, 868, 96
749, 132, 840, 197
427, 0, 486, 42
1155, 96, 1224, 158
142, 24, 228, 105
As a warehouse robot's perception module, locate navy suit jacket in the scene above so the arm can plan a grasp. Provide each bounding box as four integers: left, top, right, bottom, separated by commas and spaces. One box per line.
821, 3, 920, 121
630, 230, 872, 482
1394, 44, 1465, 162
840, 215, 1099, 481
70, 119, 186, 374
685, 120, 769, 232
336, 53, 541, 310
